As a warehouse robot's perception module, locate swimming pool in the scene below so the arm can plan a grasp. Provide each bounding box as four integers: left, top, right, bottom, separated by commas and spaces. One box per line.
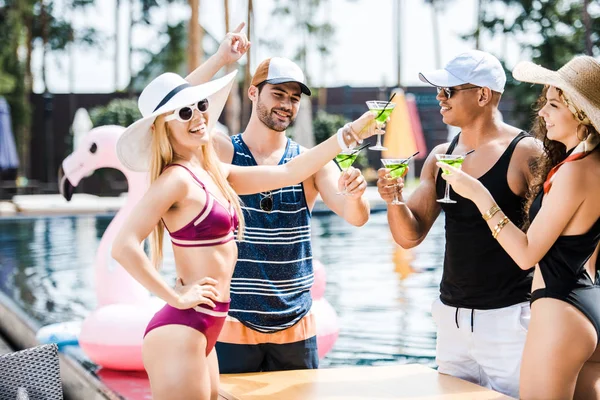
0, 211, 444, 368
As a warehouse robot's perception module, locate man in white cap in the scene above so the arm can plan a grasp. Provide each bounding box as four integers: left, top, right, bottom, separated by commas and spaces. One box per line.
377, 50, 542, 397
205, 56, 370, 373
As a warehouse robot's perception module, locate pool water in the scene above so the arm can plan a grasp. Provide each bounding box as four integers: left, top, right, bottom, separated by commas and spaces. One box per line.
0, 212, 445, 368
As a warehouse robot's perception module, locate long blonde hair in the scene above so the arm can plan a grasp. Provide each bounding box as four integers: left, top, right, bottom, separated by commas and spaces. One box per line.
149, 114, 245, 269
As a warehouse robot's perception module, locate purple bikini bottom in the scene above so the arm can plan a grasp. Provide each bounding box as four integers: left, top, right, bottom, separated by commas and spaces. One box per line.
144, 300, 230, 355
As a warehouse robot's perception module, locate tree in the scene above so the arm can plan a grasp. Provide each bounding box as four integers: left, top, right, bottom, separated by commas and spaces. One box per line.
0, 3, 30, 178
131, 21, 188, 90
465, 0, 600, 127
424, 0, 457, 68
187, 0, 202, 73
0, 0, 99, 178
223, 0, 241, 135
261, 0, 335, 86
30, 0, 99, 92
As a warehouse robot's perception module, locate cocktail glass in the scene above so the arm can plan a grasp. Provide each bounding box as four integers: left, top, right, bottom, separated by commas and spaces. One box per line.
334, 150, 361, 195
366, 100, 396, 151
435, 154, 465, 204
381, 158, 409, 205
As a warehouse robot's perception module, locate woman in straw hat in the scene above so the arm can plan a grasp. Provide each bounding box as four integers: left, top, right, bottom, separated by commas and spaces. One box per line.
111, 63, 378, 398
436, 55, 600, 399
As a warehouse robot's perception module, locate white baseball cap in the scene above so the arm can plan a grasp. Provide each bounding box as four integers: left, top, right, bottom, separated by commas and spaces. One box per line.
251, 57, 311, 96
419, 50, 506, 93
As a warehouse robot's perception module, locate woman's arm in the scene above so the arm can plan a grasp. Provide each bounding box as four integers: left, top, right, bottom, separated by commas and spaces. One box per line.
225, 112, 377, 195
439, 161, 586, 269
185, 22, 249, 86
111, 169, 218, 308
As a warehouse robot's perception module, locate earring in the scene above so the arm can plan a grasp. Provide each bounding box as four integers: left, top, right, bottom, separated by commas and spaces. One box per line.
576, 124, 590, 141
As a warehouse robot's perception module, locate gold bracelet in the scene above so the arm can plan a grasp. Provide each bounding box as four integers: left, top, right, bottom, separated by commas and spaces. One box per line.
482, 204, 501, 221
492, 216, 509, 239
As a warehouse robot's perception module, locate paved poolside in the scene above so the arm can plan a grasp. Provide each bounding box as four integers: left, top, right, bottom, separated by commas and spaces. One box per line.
0, 186, 394, 216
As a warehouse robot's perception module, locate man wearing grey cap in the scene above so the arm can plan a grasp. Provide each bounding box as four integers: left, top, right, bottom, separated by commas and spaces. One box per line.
211, 57, 371, 373
377, 50, 542, 397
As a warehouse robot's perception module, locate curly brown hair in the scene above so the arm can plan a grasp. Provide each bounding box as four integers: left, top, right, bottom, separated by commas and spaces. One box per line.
523, 86, 599, 229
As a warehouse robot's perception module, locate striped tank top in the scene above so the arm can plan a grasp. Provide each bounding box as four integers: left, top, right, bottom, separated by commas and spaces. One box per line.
230, 134, 313, 333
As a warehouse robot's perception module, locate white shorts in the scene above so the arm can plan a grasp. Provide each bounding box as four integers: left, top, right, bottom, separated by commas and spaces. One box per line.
431, 298, 530, 399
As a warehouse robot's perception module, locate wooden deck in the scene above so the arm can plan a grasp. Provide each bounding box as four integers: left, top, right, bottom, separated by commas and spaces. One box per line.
218, 364, 514, 400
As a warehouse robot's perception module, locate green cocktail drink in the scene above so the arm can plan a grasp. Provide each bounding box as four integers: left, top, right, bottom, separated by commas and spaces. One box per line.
366, 100, 396, 151
381, 158, 409, 205
370, 107, 394, 124
438, 158, 464, 173
335, 152, 359, 171
335, 149, 362, 195
435, 154, 465, 203
387, 162, 408, 179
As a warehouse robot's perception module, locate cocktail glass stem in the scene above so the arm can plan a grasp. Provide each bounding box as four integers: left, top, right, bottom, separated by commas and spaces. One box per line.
391, 187, 403, 205
336, 169, 349, 195
443, 181, 453, 202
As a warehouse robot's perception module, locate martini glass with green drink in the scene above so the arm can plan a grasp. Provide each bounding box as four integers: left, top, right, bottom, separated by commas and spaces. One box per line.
334, 145, 366, 195
381, 158, 409, 205
366, 100, 396, 151
436, 153, 466, 203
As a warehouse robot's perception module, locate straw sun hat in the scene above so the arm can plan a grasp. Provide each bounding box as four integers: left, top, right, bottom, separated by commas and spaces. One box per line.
512, 56, 600, 131
116, 70, 237, 172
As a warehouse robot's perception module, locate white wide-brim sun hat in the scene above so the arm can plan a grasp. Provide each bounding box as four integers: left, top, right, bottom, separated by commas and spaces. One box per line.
117, 70, 238, 172
512, 56, 600, 131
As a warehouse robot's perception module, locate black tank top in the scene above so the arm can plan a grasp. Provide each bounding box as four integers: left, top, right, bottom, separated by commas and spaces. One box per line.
435, 132, 533, 309
529, 190, 600, 292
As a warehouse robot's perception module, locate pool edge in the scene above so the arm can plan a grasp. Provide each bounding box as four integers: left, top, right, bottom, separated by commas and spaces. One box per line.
0, 290, 122, 400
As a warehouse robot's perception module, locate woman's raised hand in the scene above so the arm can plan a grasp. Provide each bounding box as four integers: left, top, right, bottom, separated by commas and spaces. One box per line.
217, 22, 251, 65
172, 277, 221, 310
341, 112, 381, 146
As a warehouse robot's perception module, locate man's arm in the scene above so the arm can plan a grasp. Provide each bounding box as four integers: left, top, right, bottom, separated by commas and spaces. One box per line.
314, 161, 370, 226
378, 145, 447, 248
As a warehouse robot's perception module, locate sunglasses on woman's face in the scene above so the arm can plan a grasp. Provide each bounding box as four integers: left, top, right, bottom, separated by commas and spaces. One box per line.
165, 99, 209, 123
436, 85, 480, 99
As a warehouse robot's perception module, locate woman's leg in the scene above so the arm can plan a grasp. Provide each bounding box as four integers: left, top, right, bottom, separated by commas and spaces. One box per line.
574, 347, 600, 400
143, 325, 211, 400
207, 348, 220, 400
520, 298, 597, 400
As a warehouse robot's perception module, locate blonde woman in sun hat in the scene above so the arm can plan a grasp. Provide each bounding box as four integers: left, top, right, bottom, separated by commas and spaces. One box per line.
111, 64, 379, 399
437, 55, 600, 399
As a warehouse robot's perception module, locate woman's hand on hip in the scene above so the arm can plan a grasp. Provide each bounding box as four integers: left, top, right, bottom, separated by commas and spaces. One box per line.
172, 277, 220, 309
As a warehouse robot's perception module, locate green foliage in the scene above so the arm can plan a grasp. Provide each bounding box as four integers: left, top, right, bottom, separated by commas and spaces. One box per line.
312, 110, 368, 170
313, 110, 347, 144
0, 0, 101, 177
0, 2, 32, 174
131, 21, 187, 90
463, 0, 600, 128
264, 0, 335, 85
28, 1, 100, 52
89, 98, 141, 128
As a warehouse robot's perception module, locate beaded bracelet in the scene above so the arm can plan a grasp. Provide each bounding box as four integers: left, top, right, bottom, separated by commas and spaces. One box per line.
492, 216, 509, 239
337, 124, 351, 152
482, 204, 501, 221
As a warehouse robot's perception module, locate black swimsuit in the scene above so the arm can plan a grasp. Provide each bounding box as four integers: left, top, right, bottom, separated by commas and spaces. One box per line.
529, 190, 600, 341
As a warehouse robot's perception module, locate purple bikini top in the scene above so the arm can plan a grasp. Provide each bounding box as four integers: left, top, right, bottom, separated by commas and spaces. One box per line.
162, 164, 239, 247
